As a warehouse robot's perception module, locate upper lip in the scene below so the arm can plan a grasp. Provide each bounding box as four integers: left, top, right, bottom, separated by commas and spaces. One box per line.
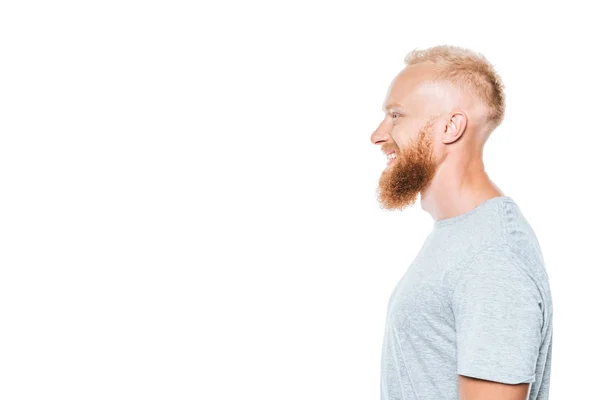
383, 150, 397, 156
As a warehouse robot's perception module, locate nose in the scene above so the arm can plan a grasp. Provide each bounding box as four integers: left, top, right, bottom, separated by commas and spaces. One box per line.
370, 119, 391, 145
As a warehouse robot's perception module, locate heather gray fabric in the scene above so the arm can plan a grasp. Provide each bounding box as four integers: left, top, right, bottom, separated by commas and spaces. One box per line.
380, 195, 553, 400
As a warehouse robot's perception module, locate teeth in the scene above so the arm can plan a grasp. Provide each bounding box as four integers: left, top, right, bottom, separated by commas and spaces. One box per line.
387, 153, 397, 160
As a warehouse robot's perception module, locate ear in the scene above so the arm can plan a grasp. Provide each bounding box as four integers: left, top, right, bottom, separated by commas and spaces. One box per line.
441, 112, 467, 144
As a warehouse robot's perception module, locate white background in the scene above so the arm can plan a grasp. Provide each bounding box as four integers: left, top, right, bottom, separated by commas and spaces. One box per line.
1, 1, 598, 399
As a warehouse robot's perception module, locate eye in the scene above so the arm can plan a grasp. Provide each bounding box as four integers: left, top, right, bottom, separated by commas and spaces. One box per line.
391, 112, 401, 120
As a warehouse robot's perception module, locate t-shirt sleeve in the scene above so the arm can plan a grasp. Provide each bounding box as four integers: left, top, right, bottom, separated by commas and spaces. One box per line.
452, 247, 543, 384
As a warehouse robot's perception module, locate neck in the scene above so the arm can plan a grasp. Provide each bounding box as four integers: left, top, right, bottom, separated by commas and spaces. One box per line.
420, 155, 504, 222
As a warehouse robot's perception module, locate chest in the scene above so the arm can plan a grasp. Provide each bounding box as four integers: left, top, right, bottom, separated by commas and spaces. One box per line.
385, 258, 450, 332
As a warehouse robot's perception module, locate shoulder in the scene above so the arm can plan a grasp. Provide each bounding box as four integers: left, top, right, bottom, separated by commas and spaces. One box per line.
452, 243, 543, 306
499, 200, 547, 269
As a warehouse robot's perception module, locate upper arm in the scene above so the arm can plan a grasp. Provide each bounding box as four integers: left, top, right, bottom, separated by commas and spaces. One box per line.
453, 247, 543, 392
458, 374, 530, 400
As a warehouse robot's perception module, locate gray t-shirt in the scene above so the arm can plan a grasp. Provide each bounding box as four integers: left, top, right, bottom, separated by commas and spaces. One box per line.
380, 195, 553, 400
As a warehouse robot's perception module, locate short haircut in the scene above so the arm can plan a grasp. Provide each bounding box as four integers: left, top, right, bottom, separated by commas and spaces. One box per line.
405, 45, 506, 130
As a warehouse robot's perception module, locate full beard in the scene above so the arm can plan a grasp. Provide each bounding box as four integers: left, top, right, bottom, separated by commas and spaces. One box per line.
376, 122, 438, 211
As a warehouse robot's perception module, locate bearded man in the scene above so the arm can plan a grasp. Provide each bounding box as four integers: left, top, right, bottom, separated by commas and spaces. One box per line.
371, 45, 553, 400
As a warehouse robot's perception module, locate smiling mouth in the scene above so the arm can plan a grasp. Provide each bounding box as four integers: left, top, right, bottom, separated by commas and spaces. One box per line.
386, 152, 397, 167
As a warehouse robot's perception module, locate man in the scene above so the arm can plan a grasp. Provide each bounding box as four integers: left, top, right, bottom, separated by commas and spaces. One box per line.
371, 45, 553, 400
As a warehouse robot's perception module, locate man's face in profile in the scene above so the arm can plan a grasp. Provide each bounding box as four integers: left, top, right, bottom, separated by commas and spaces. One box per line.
372, 65, 441, 211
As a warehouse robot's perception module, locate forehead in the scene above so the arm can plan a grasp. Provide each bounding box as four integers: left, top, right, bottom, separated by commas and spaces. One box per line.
382, 63, 443, 113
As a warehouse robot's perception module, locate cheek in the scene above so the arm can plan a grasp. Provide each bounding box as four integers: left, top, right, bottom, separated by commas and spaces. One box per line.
390, 133, 416, 151
389, 129, 408, 149
390, 120, 421, 147
390, 135, 403, 148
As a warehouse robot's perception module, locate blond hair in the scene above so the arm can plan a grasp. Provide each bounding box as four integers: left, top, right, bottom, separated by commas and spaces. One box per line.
405, 45, 506, 130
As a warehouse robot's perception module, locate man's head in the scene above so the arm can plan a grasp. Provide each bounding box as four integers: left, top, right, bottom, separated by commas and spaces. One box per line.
371, 45, 506, 211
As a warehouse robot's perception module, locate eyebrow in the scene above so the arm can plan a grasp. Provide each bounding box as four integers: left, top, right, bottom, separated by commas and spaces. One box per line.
382, 103, 406, 113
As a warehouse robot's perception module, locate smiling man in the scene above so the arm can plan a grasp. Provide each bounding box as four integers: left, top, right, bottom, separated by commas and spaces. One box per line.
371, 45, 553, 400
